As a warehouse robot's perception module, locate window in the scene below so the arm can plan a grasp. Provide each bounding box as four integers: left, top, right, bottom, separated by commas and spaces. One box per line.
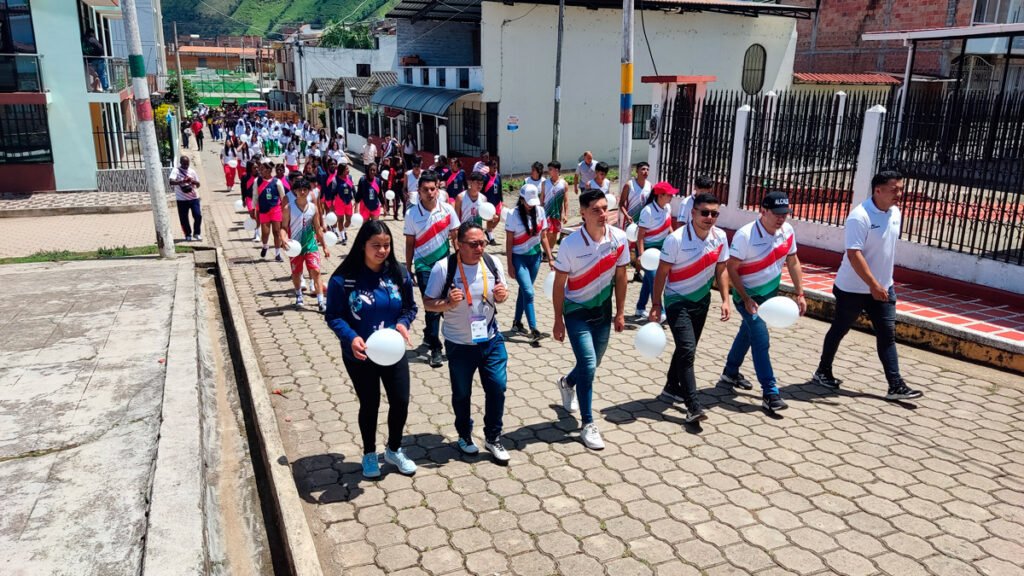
464, 107, 480, 147
632, 105, 652, 139
458, 68, 469, 89
741, 44, 766, 96
0, 104, 53, 164
421, 68, 430, 86
0, 0, 35, 54
437, 68, 446, 87
197, 57, 207, 68
973, 0, 1015, 24
356, 63, 370, 77
403, 68, 413, 84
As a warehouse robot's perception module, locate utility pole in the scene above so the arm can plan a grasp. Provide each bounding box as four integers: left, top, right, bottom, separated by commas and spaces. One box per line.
296, 39, 307, 119
256, 37, 264, 98
172, 21, 186, 121
551, 0, 564, 162
122, 0, 175, 258
618, 0, 634, 186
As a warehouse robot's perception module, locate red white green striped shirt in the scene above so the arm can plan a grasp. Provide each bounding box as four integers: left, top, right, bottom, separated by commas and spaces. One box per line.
638, 202, 672, 250
729, 219, 797, 298
554, 225, 630, 314
403, 202, 460, 272
660, 224, 729, 307
505, 206, 548, 255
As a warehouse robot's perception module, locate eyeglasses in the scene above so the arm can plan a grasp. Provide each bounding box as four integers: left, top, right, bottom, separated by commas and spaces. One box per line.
698, 209, 720, 218
462, 241, 487, 249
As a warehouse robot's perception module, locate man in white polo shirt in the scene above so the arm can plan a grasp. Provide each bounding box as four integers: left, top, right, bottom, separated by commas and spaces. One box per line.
812, 171, 922, 401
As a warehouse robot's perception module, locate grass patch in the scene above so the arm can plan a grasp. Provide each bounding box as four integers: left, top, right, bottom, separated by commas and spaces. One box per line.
0, 245, 192, 265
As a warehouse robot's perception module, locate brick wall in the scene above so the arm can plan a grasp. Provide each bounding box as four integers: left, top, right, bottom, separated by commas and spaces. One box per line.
396, 20, 479, 66
795, 0, 974, 77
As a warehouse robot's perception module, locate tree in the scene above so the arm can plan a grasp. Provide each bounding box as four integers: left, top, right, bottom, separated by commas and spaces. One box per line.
319, 22, 374, 50
165, 76, 201, 113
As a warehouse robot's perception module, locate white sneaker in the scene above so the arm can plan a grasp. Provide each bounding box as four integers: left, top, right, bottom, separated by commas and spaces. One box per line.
484, 438, 510, 463
557, 376, 578, 413
581, 423, 605, 450
194, 233, 202, 242
635, 308, 646, 320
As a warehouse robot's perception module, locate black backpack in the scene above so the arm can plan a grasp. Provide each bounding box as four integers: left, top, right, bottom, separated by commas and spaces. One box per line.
441, 253, 500, 300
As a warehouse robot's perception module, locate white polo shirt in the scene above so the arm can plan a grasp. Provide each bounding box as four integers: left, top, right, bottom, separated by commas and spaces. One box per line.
834, 197, 900, 294
554, 225, 630, 315
403, 202, 460, 272
425, 257, 507, 345
505, 206, 548, 256
729, 219, 797, 299
660, 223, 729, 307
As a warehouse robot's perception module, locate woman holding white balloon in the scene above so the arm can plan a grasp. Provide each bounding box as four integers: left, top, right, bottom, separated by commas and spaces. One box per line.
325, 220, 419, 479
221, 141, 239, 189
504, 184, 553, 345
634, 182, 677, 320
280, 177, 330, 311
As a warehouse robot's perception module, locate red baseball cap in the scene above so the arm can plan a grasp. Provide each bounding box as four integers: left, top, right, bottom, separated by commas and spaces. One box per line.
652, 181, 679, 196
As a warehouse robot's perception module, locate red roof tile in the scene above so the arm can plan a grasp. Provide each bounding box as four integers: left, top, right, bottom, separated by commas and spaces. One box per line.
793, 72, 900, 85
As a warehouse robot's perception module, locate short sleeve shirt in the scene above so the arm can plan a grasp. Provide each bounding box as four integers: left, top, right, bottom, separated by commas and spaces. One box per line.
675, 194, 695, 226
637, 202, 673, 250
554, 225, 630, 315
834, 198, 900, 293
576, 161, 597, 187
729, 219, 797, 299
171, 167, 199, 201
425, 257, 507, 345
660, 224, 729, 306
403, 202, 459, 272
505, 206, 548, 256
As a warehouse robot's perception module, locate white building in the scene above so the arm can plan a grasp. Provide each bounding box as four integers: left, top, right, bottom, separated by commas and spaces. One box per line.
276, 34, 398, 96
375, 0, 812, 173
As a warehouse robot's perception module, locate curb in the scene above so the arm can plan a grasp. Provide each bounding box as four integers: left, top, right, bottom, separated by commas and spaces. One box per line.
0, 201, 177, 219
780, 285, 1024, 375
213, 247, 325, 576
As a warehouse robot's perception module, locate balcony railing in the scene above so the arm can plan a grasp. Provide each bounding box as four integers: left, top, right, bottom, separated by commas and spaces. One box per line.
83, 56, 129, 94
400, 66, 483, 91
0, 54, 43, 93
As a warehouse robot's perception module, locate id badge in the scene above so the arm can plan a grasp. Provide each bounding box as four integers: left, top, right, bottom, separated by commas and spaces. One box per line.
470, 314, 489, 343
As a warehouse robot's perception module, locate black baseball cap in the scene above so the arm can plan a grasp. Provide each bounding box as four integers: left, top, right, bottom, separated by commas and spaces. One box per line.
762, 191, 792, 214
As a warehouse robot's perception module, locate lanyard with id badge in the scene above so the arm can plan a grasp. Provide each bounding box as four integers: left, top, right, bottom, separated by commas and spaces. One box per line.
457, 257, 493, 344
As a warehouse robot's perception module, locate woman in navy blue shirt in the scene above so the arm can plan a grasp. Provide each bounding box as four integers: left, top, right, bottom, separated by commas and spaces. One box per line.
325, 220, 418, 478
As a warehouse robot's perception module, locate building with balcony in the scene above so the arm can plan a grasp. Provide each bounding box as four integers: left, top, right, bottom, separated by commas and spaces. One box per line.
0, 0, 165, 193
378, 0, 809, 174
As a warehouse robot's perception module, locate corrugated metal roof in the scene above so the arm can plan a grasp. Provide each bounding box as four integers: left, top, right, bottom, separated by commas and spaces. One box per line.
793, 72, 901, 85
370, 85, 478, 116
329, 76, 368, 99
388, 0, 813, 22
309, 77, 340, 94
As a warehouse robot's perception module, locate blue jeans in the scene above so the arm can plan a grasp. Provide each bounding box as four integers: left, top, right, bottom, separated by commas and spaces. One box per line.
512, 251, 542, 329
90, 59, 108, 90
415, 269, 442, 351
724, 296, 778, 395
446, 336, 508, 441
176, 198, 202, 237
636, 268, 656, 311
564, 308, 612, 425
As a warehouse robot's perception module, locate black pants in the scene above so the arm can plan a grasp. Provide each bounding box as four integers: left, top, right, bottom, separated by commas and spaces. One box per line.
176, 198, 202, 237
196, 134, 204, 150
343, 354, 410, 453
818, 285, 901, 385
392, 186, 408, 217
664, 294, 711, 404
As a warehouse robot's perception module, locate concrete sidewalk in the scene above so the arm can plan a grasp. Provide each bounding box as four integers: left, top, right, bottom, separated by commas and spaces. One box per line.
0, 258, 203, 575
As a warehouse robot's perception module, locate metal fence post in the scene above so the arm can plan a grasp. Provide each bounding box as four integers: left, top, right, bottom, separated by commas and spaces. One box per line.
851, 104, 887, 207
728, 104, 753, 207
832, 91, 847, 163
762, 90, 779, 160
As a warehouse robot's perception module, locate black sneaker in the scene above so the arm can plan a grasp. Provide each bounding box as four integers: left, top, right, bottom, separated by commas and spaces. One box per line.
762, 393, 788, 412
511, 322, 528, 336
886, 381, 923, 401
658, 389, 686, 404
260, 247, 268, 259
684, 402, 709, 423
275, 253, 284, 263
717, 372, 754, 391
429, 349, 444, 368
488, 238, 497, 246
811, 370, 841, 389
529, 329, 542, 348
632, 273, 643, 283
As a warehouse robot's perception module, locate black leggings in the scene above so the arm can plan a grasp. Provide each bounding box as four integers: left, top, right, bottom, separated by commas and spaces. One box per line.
342, 354, 410, 454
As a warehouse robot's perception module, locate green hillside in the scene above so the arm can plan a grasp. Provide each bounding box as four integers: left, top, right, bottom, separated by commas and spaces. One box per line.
163, 0, 400, 38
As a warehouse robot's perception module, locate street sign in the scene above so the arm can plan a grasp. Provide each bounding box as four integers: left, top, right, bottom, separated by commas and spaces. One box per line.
506, 114, 520, 132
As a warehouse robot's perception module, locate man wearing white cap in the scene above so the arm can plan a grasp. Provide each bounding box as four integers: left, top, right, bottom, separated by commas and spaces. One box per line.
505, 183, 554, 346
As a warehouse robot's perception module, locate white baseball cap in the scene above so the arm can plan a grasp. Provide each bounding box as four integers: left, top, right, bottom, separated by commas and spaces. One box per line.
520, 183, 540, 207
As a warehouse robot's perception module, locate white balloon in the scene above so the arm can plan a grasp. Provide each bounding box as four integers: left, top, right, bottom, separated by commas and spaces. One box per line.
501, 207, 512, 222
626, 223, 639, 242
234, 199, 245, 212
634, 322, 667, 358
640, 248, 661, 271
381, 169, 390, 180
349, 213, 364, 229
243, 217, 257, 232
758, 296, 800, 329
365, 328, 406, 366
227, 158, 238, 168
605, 193, 618, 211
323, 231, 339, 247
385, 190, 396, 201
478, 201, 496, 221
439, 190, 449, 204
284, 239, 302, 258
324, 212, 338, 227
543, 271, 556, 299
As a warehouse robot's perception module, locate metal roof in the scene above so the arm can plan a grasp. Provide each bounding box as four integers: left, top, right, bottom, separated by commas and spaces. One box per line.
388, 0, 481, 23
329, 76, 369, 99
309, 77, 339, 95
387, 0, 813, 22
793, 72, 900, 85
863, 22, 1024, 42
370, 84, 479, 116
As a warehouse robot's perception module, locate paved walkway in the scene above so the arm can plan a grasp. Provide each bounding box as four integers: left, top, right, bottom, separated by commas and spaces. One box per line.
201, 142, 1024, 576
0, 259, 185, 574
0, 212, 162, 258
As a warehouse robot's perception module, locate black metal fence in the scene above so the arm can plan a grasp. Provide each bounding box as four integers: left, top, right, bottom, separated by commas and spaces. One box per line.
446, 105, 488, 158
0, 103, 52, 164
658, 90, 747, 204
93, 129, 145, 170
879, 91, 1024, 264
743, 91, 886, 227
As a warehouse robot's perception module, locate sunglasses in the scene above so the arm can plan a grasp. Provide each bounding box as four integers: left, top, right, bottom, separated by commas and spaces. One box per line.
697, 209, 720, 218
462, 241, 488, 249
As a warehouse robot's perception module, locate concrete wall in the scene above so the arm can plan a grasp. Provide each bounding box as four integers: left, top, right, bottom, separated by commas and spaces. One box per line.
291, 36, 397, 93
396, 20, 478, 66
481, 4, 798, 173
34, 1, 98, 191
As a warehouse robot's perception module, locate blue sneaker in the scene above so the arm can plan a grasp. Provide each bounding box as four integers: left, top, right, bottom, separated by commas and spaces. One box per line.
362, 452, 381, 479
384, 447, 417, 476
